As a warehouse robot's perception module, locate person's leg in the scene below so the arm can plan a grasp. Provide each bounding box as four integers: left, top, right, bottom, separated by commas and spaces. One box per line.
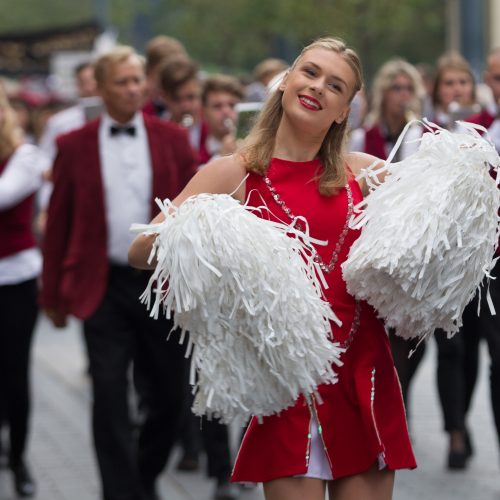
201, 418, 239, 499
461, 299, 481, 419
175, 373, 202, 471
328, 464, 394, 500
0, 279, 38, 497
389, 330, 426, 420
477, 269, 500, 452
435, 329, 465, 432
435, 297, 482, 471
84, 279, 142, 500
486, 332, 500, 452
0, 279, 38, 467
264, 477, 325, 500
128, 272, 186, 495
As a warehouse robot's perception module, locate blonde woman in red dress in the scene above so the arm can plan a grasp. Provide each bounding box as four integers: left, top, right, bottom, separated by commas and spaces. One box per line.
129, 37, 416, 500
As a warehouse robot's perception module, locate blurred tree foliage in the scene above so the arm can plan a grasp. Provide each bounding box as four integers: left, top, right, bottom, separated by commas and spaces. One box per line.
0, 0, 446, 80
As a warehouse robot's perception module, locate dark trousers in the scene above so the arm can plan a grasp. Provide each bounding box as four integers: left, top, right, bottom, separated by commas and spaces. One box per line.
389, 330, 427, 420
435, 262, 500, 444
0, 278, 38, 465
178, 362, 232, 482
83, 265, 185, 500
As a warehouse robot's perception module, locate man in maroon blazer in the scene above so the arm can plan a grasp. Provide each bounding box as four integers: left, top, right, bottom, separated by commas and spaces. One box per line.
41, 46, 197, 500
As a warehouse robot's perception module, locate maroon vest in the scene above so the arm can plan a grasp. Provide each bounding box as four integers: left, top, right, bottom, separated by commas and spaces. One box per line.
363, 126, 388, 160
466, 109, 495, 131
0, 153, 37, 258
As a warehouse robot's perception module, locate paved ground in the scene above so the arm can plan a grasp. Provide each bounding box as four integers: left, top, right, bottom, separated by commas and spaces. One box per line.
0, 315, 499, 499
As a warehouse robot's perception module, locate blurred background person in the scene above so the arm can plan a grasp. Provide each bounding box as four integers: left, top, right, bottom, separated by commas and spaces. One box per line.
431, 52, 480, 471
199, 74, 244, 165
349, 58, 425, 160
37, 61, 100, 237
0, 85, 48, 497
348, 59, 427, 428
40, 45, 197, 500
430, 52, 478, 129
38, 61, 99, 164
432, 47, 500, 472
143, 35, 188, 118
245, 57, 288, 103
158, 55, 206, 160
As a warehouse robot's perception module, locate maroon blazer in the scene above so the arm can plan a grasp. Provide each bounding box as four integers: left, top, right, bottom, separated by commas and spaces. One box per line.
40, 113, 197, 319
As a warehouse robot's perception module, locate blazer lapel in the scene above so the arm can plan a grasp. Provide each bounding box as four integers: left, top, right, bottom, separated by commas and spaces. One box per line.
80, 119, 108, 245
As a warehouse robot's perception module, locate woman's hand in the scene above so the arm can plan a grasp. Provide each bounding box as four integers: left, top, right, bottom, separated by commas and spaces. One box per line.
128, 154, 247, 269
345, 151, 386, 197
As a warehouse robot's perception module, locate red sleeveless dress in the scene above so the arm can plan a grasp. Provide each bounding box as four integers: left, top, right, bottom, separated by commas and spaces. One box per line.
231, 157, 416, 482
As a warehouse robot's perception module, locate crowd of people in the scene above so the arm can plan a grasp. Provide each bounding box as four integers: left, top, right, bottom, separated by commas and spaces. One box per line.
1, 32, 500, 500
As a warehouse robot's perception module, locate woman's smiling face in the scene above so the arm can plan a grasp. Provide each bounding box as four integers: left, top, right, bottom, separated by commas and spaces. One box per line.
279, 47, 356, 134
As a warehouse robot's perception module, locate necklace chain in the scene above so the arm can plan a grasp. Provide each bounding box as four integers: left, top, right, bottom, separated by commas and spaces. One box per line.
263, 173, 360, 349
263, 175, 353, 274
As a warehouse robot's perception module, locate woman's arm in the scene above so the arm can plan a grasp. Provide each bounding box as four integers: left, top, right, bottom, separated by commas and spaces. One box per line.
0, 144, 48, 211
128, 154, 247, 270
345, 151, 386, 197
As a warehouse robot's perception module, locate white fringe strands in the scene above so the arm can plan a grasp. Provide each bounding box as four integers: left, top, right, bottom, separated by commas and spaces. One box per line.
343, 121, 500, 340
131, 194, 343, 423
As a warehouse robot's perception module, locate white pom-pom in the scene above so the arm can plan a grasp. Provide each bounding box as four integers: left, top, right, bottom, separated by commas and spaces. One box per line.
343, 121, 500, 340
131, 194, 343, 423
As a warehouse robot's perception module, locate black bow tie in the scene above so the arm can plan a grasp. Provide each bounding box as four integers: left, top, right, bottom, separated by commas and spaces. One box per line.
110, 124, 136, 137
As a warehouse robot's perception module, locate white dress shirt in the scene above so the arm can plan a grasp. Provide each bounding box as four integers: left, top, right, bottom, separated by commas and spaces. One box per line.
99, 112, 152, 265
0, 143, 48, 285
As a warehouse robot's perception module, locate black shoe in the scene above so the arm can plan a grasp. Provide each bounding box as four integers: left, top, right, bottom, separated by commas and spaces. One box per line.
11, 461, 35, 497
447, 449, 468, 470
214, 479, 239, 500
464, 428, 474, 458
142, 484, 161, 500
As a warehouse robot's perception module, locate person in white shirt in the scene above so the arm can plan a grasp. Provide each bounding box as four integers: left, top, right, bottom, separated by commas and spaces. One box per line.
0, 86, 48, 498
40, 46, 197, 500
38, 61, 99, 163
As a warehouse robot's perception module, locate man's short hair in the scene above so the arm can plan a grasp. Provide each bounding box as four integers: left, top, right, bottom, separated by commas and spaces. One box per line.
253, 58, 288, 83
159, 56, 199, 97
202, 74, 245, 105
74, 61, 94, 79
145, 35, 187, 74
94, 46, 144, 86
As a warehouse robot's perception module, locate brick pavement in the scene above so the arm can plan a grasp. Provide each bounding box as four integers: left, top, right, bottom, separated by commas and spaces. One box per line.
0, 316, 498, 499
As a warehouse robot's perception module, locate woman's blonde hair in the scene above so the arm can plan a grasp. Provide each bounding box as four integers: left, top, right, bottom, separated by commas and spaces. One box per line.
432, 52, 476, 108
365, 58, 425, 127
0, 84, 23, 160
240, 37, 363, 196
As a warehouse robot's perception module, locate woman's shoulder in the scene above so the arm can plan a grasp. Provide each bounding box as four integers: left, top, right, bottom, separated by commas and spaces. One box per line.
187, 154, 248, 202
202, 154, 247, 184
345, 151, 384, 177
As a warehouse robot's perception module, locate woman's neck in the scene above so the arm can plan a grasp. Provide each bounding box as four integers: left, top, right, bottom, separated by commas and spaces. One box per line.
273, 115, 325, 162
